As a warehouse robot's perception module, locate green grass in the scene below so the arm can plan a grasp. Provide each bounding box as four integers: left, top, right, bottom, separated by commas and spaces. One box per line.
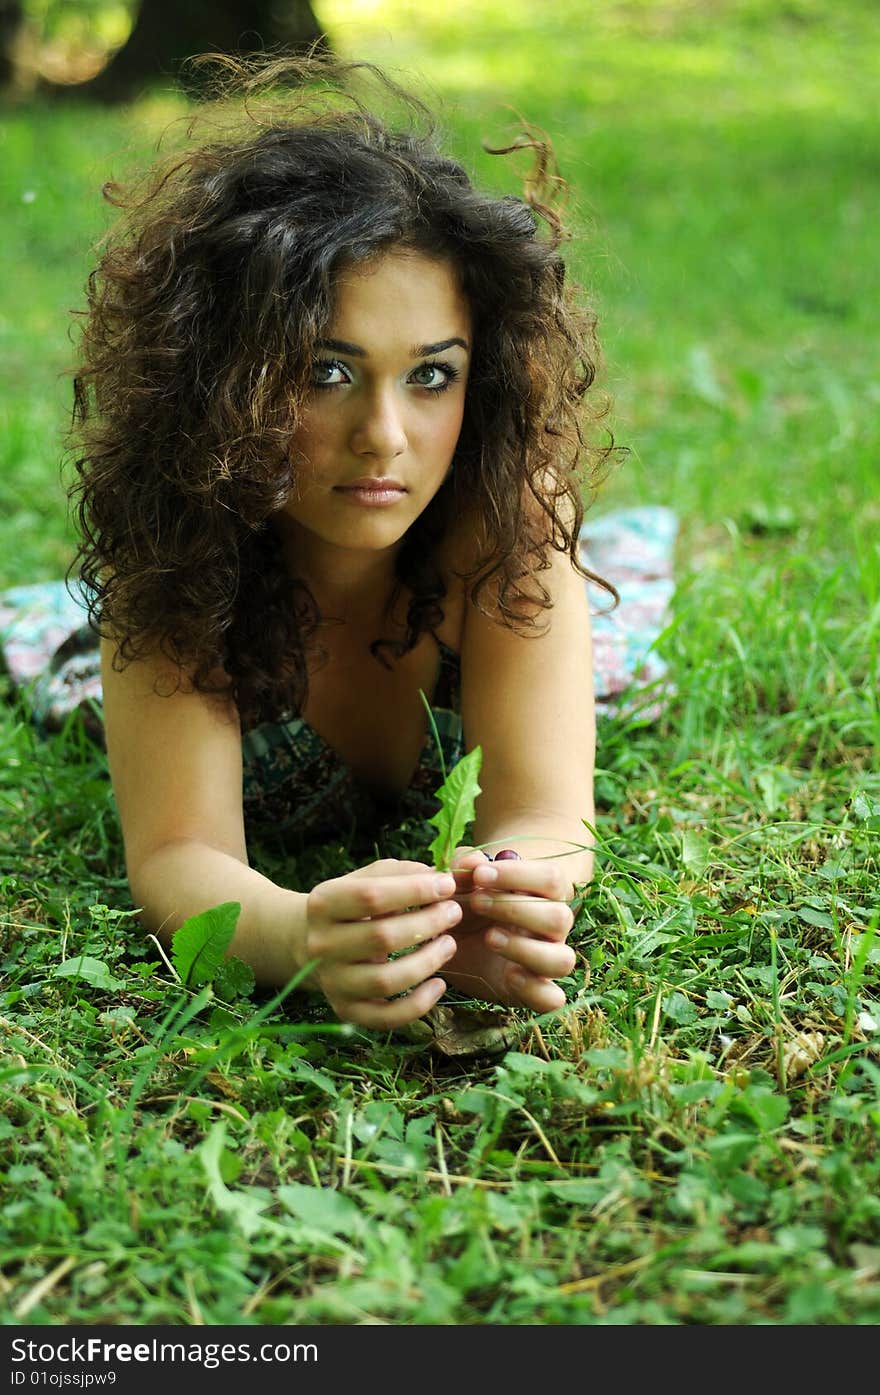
1, 0, 879, 1325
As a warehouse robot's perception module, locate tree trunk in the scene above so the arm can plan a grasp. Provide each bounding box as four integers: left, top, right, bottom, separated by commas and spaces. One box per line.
0, 0, 23, 90
43, 0, 330, 103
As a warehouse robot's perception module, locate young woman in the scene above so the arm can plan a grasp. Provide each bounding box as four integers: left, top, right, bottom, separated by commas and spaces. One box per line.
66, 56, 616, 1030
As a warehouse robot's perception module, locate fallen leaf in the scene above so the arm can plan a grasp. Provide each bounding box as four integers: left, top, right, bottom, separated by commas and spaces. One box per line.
782, 1031, 825, 1080
401, 1003, 523, 1056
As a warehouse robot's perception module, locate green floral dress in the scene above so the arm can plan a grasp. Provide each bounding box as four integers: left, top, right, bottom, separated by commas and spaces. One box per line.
240, 638, 463, 854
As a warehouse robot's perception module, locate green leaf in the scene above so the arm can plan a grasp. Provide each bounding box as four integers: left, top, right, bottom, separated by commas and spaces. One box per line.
730, 1085, 790, 1134
213, 956, 255, 1002
501, 1051, 557, 1076
427, 744, 483, 870
201, 1123, 278, 1240
52, 956, 125, 992
851, 791, 879, 826
785, 1281, 840, 1324
681, 829, 709, 877
798, 905, 834, 930
662, 991, 699, 1025
545, 1180, 606, 1205
171, 902, 241, 987
704, 1132, 760, 1172
286, 1058, 339, 1099
754, 765, 800, 814
278, 1182, 365, 1237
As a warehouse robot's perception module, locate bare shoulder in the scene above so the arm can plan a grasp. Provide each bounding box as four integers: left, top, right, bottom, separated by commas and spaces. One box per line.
443, 483, 585, 621
99, 635, 246, 876
455, 491, 595, 833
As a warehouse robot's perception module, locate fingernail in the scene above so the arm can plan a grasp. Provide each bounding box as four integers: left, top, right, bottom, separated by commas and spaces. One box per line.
475, 865, 498, 883
438, 936, 457, 958
486, 928, 508, 949
433, 874, 456, 895
442, 901, 462, 925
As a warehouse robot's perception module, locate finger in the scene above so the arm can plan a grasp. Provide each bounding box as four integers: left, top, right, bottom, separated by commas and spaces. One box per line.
485, 926, 576, 978
311, 868, 458, 922
502, 967, 567, 1013
312, 897, 463, 964
468, 893, 574, 942
471, 857, 571, 901
448, 847, 491, 897
335, 932, 458, 1000
451, 846, 492, 866
347, 859, 433, 879
336, 975, 449, 1030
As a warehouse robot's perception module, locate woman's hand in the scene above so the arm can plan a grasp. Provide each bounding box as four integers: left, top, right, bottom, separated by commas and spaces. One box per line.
304, 859, 462, 1028
445, 848, 576, 1011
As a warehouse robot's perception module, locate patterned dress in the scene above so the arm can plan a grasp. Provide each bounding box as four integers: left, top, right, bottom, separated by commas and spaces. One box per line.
240, 638, 463, 853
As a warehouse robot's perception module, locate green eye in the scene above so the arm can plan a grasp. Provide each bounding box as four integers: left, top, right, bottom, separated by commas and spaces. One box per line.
410, 361, 459, 392
311, 359, 349, 387
412, 364, 441, 386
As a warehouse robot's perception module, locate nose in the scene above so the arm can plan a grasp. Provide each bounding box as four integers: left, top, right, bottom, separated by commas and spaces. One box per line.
350, 385, 407, 460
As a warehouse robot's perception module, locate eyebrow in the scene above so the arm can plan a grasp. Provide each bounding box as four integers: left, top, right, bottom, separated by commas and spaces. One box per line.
414, 337, 470, 357
317, 336, 470, 358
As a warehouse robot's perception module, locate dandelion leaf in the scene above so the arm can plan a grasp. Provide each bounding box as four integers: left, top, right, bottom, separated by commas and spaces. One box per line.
53, 955, 125, 992
171, 901, 241, 987
427, 744, 482, 870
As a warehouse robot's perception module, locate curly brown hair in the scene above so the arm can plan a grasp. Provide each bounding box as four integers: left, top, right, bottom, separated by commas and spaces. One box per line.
68, 53, 619, 728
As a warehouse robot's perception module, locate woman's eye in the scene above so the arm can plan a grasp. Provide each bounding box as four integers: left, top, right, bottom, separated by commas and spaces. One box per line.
410, 361, 458, 391
311, 360, 350, 387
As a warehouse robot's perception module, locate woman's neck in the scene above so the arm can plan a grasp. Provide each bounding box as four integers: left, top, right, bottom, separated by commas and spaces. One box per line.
273, 517, 401, 626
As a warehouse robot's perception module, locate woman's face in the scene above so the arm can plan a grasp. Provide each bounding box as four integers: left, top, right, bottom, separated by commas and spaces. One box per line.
280, 248, 472, 561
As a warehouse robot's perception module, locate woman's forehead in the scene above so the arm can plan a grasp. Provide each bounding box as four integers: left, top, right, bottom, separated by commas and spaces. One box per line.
328, 249, 472, 343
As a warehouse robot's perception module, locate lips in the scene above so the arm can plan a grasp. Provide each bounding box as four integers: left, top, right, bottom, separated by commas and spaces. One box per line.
335, 477, 406, 491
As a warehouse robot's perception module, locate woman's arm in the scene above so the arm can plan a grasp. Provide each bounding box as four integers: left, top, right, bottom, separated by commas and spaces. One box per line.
100, 636, 309, 986
441, 519, 596, 1009
461, 530, 596, 891
101, 638, 462, 1019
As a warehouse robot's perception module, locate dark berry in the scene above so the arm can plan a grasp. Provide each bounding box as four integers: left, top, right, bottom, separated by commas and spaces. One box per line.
493, 848, 521, 861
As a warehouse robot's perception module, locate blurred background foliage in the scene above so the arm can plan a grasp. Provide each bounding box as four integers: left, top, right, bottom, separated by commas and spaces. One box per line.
2, 0, 325, 93
1, 0, 877, 583
8, 0, 134, 83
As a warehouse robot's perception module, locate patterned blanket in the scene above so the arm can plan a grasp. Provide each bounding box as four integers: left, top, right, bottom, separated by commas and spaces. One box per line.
0, 505, 678, 736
